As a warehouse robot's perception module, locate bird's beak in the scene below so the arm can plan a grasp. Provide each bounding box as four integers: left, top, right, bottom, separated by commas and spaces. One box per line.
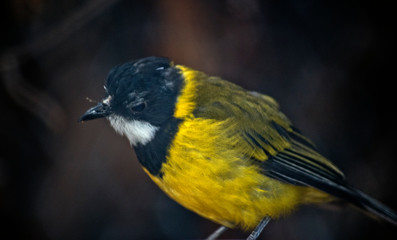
80, 101, 111, 122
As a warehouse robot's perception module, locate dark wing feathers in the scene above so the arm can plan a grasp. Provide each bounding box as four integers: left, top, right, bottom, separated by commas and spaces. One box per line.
260, 123, 397, 224
193, 77, 346, 186
243, 93, 397, 224
194, 78, 397, 224
248, 119, 346, 185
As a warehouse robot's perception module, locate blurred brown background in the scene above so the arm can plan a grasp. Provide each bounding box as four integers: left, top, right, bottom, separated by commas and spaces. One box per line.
1, 0, 396, 239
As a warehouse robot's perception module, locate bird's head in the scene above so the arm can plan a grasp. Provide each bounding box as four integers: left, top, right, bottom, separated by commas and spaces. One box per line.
80, 57, 184, 146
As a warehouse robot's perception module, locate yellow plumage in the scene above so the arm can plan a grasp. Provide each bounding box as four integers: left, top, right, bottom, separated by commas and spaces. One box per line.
145, 65, 333, 230
81, 57, 397, 237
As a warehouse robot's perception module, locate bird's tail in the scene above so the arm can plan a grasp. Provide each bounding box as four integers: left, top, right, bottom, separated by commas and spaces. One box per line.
339, 184, 397, 225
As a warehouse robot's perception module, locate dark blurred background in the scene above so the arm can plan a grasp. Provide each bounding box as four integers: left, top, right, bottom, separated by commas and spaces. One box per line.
1, 0, 396, 239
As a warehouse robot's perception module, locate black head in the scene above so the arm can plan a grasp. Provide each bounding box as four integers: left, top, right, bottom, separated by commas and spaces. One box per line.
80, 57, 184, 126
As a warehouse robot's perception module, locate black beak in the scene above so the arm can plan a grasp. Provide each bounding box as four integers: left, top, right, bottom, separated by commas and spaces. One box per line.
80, 102, 111, 122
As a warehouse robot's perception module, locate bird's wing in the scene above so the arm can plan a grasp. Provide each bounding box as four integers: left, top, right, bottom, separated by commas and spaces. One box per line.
192, 76, 397, 224
194, 76, 346, 189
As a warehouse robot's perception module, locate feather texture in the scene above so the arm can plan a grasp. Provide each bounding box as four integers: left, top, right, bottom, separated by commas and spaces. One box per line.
151, 65, 397, 227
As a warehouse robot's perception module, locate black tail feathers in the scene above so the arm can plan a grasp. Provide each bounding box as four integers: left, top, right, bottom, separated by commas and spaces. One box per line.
262, 150, 397, 225
338, 184, 397, 225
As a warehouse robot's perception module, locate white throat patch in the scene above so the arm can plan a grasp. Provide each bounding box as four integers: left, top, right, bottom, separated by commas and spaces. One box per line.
107, 115, 159, 146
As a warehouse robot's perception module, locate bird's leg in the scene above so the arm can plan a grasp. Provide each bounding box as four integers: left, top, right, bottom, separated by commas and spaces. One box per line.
206, 225, 228, 240
246, 217, 271, 240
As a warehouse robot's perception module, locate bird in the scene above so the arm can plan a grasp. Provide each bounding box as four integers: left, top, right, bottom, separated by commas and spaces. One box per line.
80, 56, 397, 239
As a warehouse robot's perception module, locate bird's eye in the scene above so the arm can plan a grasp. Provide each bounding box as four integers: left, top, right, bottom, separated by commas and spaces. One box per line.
130, 102, 146, 113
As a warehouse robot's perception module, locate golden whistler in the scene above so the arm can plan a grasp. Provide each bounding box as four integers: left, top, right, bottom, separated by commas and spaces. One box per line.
81, 57, 397, 239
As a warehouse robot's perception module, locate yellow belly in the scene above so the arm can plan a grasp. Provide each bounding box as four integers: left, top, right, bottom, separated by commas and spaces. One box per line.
145, 118, 331, 230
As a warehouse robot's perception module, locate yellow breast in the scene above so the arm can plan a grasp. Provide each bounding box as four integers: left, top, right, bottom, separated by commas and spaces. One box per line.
143, 65, 331, 230
145, 117, 327, 229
